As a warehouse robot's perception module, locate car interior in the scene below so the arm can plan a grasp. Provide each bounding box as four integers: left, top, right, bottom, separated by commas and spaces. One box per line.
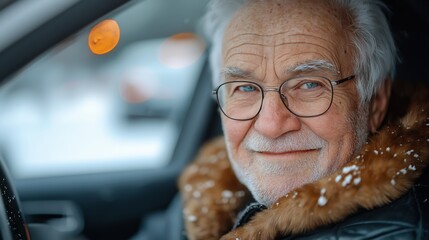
0, 0, 427, 239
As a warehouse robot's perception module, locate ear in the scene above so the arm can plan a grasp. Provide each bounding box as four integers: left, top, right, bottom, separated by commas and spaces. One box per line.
368, 79, 392, 133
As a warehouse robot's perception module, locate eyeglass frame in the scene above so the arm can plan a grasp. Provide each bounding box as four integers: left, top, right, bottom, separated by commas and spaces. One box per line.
212, 75, 355, 121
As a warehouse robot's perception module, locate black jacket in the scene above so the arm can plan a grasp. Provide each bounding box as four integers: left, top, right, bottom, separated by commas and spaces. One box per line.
234, 168, 429, 239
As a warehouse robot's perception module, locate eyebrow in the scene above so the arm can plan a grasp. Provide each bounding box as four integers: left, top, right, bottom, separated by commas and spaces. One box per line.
288, 59, 339, 75
221, 60, 339, 82
221, 66, 254, 81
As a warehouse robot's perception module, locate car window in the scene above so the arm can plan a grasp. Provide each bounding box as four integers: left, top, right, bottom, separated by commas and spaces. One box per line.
0, 0, 208, 179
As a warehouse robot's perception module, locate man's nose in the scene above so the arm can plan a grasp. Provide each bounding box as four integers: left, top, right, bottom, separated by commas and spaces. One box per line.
253, 92, 301, 139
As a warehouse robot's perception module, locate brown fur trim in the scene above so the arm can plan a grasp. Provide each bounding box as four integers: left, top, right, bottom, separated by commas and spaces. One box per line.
179, 137, 250, 240
179, 86, 429, 240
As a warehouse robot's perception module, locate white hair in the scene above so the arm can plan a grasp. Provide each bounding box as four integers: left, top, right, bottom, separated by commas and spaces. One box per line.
201, 0, 397, 103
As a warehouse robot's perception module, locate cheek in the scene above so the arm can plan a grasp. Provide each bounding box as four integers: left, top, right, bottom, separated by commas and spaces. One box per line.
221, 116, 252, 152
309, 91, 360, 162
307, 87, 359, 138
310, 107, 353, 141
333, 84, 360, 111
326, 86, 360, 129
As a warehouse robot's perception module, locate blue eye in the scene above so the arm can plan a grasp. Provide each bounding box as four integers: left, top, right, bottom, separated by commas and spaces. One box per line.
238, 85, 257, 92
302, 82, 320, 89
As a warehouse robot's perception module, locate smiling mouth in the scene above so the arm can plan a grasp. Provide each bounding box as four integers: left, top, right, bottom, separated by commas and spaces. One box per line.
256, 149, 320, 155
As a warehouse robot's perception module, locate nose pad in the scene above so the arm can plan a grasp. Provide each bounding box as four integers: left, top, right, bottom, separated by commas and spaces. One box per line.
261, 90, 290, 115
280, 93, 288, 106
255, 92, 301, 138
262, 91, 296, 116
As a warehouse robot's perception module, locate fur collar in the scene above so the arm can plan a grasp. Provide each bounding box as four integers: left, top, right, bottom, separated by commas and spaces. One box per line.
179, 83, 429, 240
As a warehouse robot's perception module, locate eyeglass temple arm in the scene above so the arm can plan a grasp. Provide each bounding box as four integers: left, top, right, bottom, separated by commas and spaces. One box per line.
331, 75, 355, 86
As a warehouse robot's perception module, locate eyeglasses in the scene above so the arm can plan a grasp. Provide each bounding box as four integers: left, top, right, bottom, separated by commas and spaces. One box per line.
212, 75, 355, 121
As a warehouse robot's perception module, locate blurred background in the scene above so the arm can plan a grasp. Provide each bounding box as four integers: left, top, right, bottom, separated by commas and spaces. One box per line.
0, 0, 207, 179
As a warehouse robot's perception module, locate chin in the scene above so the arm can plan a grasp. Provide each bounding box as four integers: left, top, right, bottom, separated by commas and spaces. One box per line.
229, 156, 324, 206
252, 175, 314, 206
251, 183, 292, 206
233, 163, 323, 206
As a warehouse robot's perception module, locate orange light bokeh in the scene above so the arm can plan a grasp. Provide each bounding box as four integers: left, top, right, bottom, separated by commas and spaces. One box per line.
159, 32, 206, 69
88, 19, 120, 55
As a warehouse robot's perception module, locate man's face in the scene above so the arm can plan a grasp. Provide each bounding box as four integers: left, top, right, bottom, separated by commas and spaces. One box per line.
221, 0, 369, 206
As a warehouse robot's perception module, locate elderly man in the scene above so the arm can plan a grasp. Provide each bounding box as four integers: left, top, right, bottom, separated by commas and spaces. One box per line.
179, 0, 429, 239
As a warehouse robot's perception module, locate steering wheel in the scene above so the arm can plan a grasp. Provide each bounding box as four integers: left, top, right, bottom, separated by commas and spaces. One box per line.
0, 157, 30, 240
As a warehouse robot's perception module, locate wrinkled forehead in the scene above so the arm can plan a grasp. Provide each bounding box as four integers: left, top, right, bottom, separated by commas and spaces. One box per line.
220, 0, 354, 78
223, 0, 348, 49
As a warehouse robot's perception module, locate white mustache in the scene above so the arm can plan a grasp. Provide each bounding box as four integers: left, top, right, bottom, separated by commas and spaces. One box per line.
244, 131, 326, 153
